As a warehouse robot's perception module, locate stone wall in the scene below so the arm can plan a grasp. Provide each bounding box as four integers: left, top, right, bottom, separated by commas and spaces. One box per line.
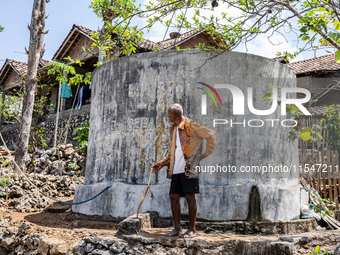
0, 104, 91, 150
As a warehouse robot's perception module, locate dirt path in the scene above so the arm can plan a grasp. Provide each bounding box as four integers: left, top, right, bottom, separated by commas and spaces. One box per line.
0, 196, 118, 247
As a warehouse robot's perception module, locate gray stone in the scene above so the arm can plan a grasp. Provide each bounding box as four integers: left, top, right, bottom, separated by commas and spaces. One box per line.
24, 235, 40, 250
64, 148, 75, 157
334, 244, 340, 255
37, 237, 67, 255
51, 160, 66, 171
109, 241, 128, 253
66, 144, 73, 149
118, 213, 152, 234
1, 236, 16, 251
50, 148, 58, 156
90, 250, 114, 255
14, 244, 25, 255
49, 243, 69, 255
278, 236, 303, 243
85, 243, 96, 253
24, 250, 39, 255
74, 246, 86, 255
18, 222, 31, 236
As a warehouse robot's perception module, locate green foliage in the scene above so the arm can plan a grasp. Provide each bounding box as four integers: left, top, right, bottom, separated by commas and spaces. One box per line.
28, 83, 54, 150
309, 196, 335, 218
68, 162, 79, 170
0, 175, 11, 192
261, 84, 321, 143
0, 26, 4, 32
56, 57, 92, 86
47, 62, 76, 84
308, 245, 329, 255
0, 172, 12, 212
0, 82, 53, 128
0, 159, 9, 167
0, 92, 22, 124
321, 105, 340, 151
89, 0, 340, 60
284, 97, 319, 143
30, 126, 47, 148
73, 121, 89, 154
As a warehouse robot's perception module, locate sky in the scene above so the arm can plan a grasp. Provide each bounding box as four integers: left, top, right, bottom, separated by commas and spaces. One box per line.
0, 0, 334, 67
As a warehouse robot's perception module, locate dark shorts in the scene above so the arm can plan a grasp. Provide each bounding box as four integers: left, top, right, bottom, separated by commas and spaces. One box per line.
169, 173, 199, 197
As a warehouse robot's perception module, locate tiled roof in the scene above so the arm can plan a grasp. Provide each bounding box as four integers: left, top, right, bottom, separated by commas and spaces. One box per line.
74, 24, 96, 38
139, 28, 225, 51
53, 24, 97, 61
0, 59, 27, 89
138, 38, 157, 51
306, 105, 328, 116
273, 56, 289, 64
287, 54, 340, 74
40, 59, 51, 66
7, 59, 28, 76
157, 29, 203, 49
136, 29, 204, 51
53, 24, 226, 60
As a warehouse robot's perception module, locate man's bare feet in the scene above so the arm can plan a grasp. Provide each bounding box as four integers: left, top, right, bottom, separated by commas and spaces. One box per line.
180, 230, 196, 238
164, 228, 182, 236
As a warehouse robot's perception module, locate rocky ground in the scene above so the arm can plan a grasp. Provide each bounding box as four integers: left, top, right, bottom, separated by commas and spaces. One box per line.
0, 144, 86, 177
25, 144, 86, 176
1, 209, 340, 255
0, 153, 340, 254
0, 168, 84, 213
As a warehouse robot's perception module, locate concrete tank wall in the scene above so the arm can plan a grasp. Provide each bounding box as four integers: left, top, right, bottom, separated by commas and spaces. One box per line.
73, 50, 301, 222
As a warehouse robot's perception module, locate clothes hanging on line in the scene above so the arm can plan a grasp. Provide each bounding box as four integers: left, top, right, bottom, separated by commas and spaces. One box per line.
60, 83, 72, 98
75, 86, 84, 110
83, 83, 91, 101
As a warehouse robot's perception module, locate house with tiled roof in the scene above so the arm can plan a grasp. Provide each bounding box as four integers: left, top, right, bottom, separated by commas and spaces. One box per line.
52, 24, 99, 71
0, 58, 50, 93
0, 24, 226, 119
41, 24, 226, 112
286, 54, 340, 106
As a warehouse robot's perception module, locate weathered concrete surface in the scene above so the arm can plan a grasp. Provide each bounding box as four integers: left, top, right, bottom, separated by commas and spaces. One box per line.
117, 212, 317, 235
117, 213, 154, 234
73, 50, 301, 222
73, 181, 301, 221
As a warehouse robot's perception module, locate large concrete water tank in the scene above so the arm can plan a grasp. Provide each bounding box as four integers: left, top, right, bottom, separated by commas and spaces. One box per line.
73, 50, 302, 222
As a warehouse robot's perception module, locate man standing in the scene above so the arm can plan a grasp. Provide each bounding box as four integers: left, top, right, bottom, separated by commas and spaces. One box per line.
152, 103, 216, 238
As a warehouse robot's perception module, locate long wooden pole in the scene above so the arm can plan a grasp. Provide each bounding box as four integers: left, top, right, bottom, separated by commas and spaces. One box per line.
53, 79, 61, 148
137, 168, 153, 218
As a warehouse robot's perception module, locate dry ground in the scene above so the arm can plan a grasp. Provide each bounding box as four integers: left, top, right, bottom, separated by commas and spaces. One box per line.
1, 198, 339, 254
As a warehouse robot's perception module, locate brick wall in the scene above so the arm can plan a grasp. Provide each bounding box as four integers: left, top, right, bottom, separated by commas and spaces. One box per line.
4, 70, 22, 90
67, 36, 94, 63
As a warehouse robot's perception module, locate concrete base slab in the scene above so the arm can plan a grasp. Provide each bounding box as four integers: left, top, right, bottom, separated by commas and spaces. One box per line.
116, 212, 317, 236
73, 181, 302, 222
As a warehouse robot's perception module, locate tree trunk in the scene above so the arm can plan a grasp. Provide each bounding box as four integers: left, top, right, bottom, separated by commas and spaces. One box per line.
15, 0, 46, 172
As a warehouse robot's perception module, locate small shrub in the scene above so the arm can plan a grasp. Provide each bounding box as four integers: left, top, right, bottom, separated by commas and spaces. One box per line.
73, 120, 89, 154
